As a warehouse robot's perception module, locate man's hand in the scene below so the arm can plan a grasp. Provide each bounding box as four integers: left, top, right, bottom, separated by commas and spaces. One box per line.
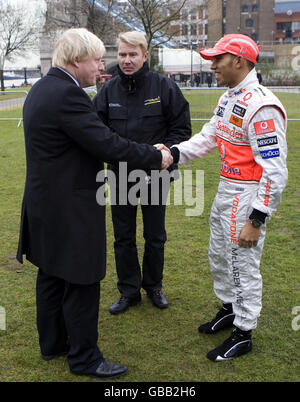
161, 149, 173, 170
238, 221, 261, 248
154, 143, 171, 153
153, 143, 173, 169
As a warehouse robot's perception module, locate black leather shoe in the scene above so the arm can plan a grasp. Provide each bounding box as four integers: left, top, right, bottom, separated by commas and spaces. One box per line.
41, 349, 69, 361
109, 294, 141, 315
147, 289, 169, 309
72, 359, 128, 380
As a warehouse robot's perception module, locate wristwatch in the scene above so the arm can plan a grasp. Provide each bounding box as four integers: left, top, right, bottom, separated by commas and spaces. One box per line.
250, 218, 263, 228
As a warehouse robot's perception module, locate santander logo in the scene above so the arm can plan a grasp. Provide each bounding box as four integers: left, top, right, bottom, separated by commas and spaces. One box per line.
216, 120, 243, 140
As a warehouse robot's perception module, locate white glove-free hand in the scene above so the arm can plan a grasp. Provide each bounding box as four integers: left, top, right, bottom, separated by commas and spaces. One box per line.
154, 143, 170, 152
153, 144, 173, 169
160, 149, 173, 170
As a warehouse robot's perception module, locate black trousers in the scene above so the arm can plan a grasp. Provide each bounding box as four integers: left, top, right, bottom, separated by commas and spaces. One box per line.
36, 269, 103, 373
110, 176, 169, 298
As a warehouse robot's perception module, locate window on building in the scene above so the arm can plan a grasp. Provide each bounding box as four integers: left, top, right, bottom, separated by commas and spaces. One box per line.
241, 5, 248, 13
277, 22, 292, 31
182, 25, 188, 36
286, 29, 292, 39
292, 21, 300, 31
246, 18, 253, 28
181, 9, 189, 20
190, 8, 198, 20
252, 4, 258, 12
190, 24, 197, 36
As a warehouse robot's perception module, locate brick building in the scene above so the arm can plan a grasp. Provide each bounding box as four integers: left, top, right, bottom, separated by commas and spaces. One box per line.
207, 0, 275, 43
169, 0, 208, 47
274, 1, 300, 43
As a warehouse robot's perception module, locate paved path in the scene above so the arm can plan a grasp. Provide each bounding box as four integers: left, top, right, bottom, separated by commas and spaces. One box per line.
0, 97, 26, 110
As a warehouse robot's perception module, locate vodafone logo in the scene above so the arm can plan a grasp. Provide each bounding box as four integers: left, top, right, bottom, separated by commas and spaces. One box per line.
254, 119, 276, 135
220, 142, 226, 159
260, 121, 269, 130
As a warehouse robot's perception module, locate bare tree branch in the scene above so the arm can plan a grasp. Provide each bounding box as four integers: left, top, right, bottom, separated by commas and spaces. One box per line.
124, 0, 188, 51
0, 0, 42, 90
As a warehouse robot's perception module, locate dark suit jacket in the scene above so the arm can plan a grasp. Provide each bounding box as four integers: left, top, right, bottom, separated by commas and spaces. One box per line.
16, 67, 161, 284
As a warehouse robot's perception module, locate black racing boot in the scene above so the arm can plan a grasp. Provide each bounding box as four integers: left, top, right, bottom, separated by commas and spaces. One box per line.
206, 327, 252, 362
198, 304, 235, 334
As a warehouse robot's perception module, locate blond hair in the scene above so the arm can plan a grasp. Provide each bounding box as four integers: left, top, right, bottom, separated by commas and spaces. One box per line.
52, 28, 105, 68
117, 31, 148, 54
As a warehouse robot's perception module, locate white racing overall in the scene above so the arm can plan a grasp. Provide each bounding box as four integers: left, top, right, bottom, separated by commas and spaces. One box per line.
177, 69, 288, 330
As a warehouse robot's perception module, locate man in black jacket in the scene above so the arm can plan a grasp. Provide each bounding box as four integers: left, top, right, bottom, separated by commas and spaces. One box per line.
94, 31, 191, 315
16, 28, 173, 380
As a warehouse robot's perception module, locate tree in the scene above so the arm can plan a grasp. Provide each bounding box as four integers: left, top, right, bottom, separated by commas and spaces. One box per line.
44, 0, 120, 44
44, 0, 187, 63
122, 0, 188, 62
0, 0, 43, 91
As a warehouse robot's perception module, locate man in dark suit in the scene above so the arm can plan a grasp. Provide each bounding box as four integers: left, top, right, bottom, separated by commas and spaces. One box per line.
16, 28, 173, 380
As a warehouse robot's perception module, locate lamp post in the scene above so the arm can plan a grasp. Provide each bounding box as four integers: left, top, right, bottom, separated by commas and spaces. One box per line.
190, 42, 193, 86
24, 67, 28, 85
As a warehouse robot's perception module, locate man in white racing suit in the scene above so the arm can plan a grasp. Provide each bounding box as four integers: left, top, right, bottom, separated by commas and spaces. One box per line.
171, 34, 288, 361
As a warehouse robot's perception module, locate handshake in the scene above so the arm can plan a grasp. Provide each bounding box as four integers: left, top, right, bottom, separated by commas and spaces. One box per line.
154, 143, 174, 170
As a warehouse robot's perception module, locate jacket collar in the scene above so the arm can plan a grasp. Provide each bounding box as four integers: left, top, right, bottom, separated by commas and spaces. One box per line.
227, 68, 258, 97
47, 67, 79, 86
118, 62, 149, 92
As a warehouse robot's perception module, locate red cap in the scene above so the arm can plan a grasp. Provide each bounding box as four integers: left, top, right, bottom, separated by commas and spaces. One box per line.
200, 34, 261, 64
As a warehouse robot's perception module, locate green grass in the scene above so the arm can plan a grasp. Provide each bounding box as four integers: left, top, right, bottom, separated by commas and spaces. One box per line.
0, 86, 30, 100
182, 89, 300, 121
0, 108, 299, 382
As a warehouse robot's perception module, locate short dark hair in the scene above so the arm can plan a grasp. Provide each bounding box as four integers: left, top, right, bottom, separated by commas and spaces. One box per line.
246, 60, 256, 70
247, 54, 259, 70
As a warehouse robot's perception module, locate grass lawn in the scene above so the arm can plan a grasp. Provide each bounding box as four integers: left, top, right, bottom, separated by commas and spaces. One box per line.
0, 87, 31, 100
0, 98, 299, 382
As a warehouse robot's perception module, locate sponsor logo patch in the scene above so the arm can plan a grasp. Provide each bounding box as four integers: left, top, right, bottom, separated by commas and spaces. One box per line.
232, 104, 246, 117
264, 179, 271, 206
236, 92, 252, 107
216, 106, 225, 117
257, 136, 278, 147
109, 103, 122, 107
144, 96, 161, 105
216, 120, 243, 139
221, 160, 241, 175
260, 148, 280, 159
229, 114, 243, 128
254, 119, 275, 135
233, 88, 246, 96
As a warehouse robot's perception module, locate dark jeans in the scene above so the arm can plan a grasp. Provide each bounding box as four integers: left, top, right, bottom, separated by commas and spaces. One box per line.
36, 269, 103, 373
110, 175, 169, 298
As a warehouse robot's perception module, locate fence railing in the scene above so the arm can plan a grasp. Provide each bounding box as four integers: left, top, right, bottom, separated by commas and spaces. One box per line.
180, 86, 300, 121
1, 86, 299, 123
0, 91, 28, 125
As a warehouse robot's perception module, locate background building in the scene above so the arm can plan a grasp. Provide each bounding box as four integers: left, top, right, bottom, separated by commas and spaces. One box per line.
6, 0, 300, 85
170, 0, 208, 47
225, 0, 275, 44
274, 1, 300, 43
